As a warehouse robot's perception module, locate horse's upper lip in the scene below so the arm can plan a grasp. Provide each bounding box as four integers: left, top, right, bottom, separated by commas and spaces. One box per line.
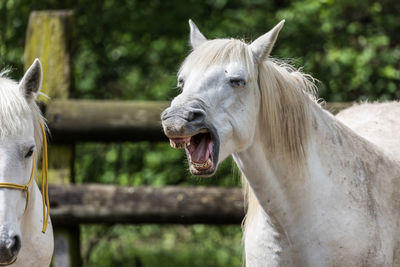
166, 129, 210, 139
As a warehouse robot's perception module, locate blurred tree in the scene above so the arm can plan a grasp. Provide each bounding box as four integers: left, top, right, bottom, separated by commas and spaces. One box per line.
2, 0, 399, 102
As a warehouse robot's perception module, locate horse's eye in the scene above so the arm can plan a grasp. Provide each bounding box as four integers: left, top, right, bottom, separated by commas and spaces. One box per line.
178, 78, 185, 88
25, 147, 34, 158
229, 78, 246, 88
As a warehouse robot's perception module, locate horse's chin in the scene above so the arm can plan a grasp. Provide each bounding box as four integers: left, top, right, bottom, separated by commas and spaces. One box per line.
0, 256, 17, 266
188, 163, 217, 177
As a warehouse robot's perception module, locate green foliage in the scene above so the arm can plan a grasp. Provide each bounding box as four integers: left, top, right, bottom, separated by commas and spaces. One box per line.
75, 142, 240, 187
81, 225, 242, 267
275, 0, 400, 101
2, 0, 400, 101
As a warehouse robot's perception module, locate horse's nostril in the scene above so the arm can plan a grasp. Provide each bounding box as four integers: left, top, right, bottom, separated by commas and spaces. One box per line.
189, 110, 205, 122
161, 111, 167, 120
8, 235, 21, 257
161, 107, 173, 121
0, 233, 21, 264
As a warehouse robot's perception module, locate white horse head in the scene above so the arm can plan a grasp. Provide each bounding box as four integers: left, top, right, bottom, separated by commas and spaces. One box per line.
0, 59, 53, 266
161, 19, 306, 176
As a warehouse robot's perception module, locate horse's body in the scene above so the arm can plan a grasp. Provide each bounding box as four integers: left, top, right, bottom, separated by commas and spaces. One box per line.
0, 60, 53, 266
242, 101, 400, 266
161, 20, 400, 266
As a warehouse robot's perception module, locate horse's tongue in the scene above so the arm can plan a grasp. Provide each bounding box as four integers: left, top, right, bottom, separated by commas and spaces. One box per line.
191, 137, 210, 163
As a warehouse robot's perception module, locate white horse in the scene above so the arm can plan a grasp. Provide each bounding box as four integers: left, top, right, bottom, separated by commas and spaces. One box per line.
0, 59, 53, 266
161, 20, 400, 266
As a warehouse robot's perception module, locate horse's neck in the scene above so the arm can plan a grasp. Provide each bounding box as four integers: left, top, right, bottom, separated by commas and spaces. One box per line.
234, 101, 394, 262
17, 182, 53, 267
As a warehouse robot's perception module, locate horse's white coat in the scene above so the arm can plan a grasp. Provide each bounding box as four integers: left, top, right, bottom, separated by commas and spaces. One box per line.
0, 60, 53, 266
172, 20, 400, 266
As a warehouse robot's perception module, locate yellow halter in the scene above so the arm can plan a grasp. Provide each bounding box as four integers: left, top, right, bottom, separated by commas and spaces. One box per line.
0, 123, 50, 233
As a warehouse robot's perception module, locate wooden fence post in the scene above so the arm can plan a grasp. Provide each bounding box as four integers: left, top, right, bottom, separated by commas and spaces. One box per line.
24, 10, 82, 267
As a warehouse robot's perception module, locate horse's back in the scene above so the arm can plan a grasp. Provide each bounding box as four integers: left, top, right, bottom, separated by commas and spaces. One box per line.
336, 102, 400, 160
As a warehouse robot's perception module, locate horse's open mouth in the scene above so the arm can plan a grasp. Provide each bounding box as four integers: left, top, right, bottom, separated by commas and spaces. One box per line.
169, 130, 216, 176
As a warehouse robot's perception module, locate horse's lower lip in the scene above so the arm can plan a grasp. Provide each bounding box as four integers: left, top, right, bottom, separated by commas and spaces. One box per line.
190, 158, 212, 170
188, 162, 216, 177
0, 256, 17, 266
189, 158, 214, 174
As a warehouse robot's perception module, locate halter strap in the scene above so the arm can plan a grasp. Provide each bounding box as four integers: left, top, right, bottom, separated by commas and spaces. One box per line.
40, 122, 50, 233
0, 122, 50, 233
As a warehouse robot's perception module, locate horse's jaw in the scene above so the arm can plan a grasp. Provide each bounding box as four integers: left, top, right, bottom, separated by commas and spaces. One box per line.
167, 128, 220, 177
17, 184, 53, 267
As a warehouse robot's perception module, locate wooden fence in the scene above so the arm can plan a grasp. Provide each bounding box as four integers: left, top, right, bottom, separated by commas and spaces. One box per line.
49, 185, 244, 225
23, 10, 352, 267
45, 100, 351, 143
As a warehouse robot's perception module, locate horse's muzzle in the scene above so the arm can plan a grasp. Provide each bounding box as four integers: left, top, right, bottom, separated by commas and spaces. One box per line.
161, 105, 206, 137
161, 103, 220, 177
0, 230, 20, 266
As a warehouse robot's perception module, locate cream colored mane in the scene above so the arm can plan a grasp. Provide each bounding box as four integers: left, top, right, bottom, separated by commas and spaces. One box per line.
0, 71, 45, 153
243, 58, 318, 244
258, 59, 317, 161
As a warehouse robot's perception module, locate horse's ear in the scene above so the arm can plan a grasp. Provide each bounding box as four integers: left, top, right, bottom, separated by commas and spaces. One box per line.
250, 20, 285, 62
19, 58, 42, 102
189, 19, 207, 49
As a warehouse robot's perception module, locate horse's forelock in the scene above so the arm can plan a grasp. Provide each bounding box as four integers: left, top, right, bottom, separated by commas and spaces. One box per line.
0, 74, 44, 151
179, 38, 257, 79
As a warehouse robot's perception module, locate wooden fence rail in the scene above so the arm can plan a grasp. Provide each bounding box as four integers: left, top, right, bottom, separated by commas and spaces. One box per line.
45, 100, 353, 143
49, 185, 244, 225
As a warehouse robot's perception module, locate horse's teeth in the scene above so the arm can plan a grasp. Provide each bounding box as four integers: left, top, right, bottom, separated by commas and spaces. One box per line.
170, 140, 189, 149
191, 159, 212, 170
177, 142, 186, 149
